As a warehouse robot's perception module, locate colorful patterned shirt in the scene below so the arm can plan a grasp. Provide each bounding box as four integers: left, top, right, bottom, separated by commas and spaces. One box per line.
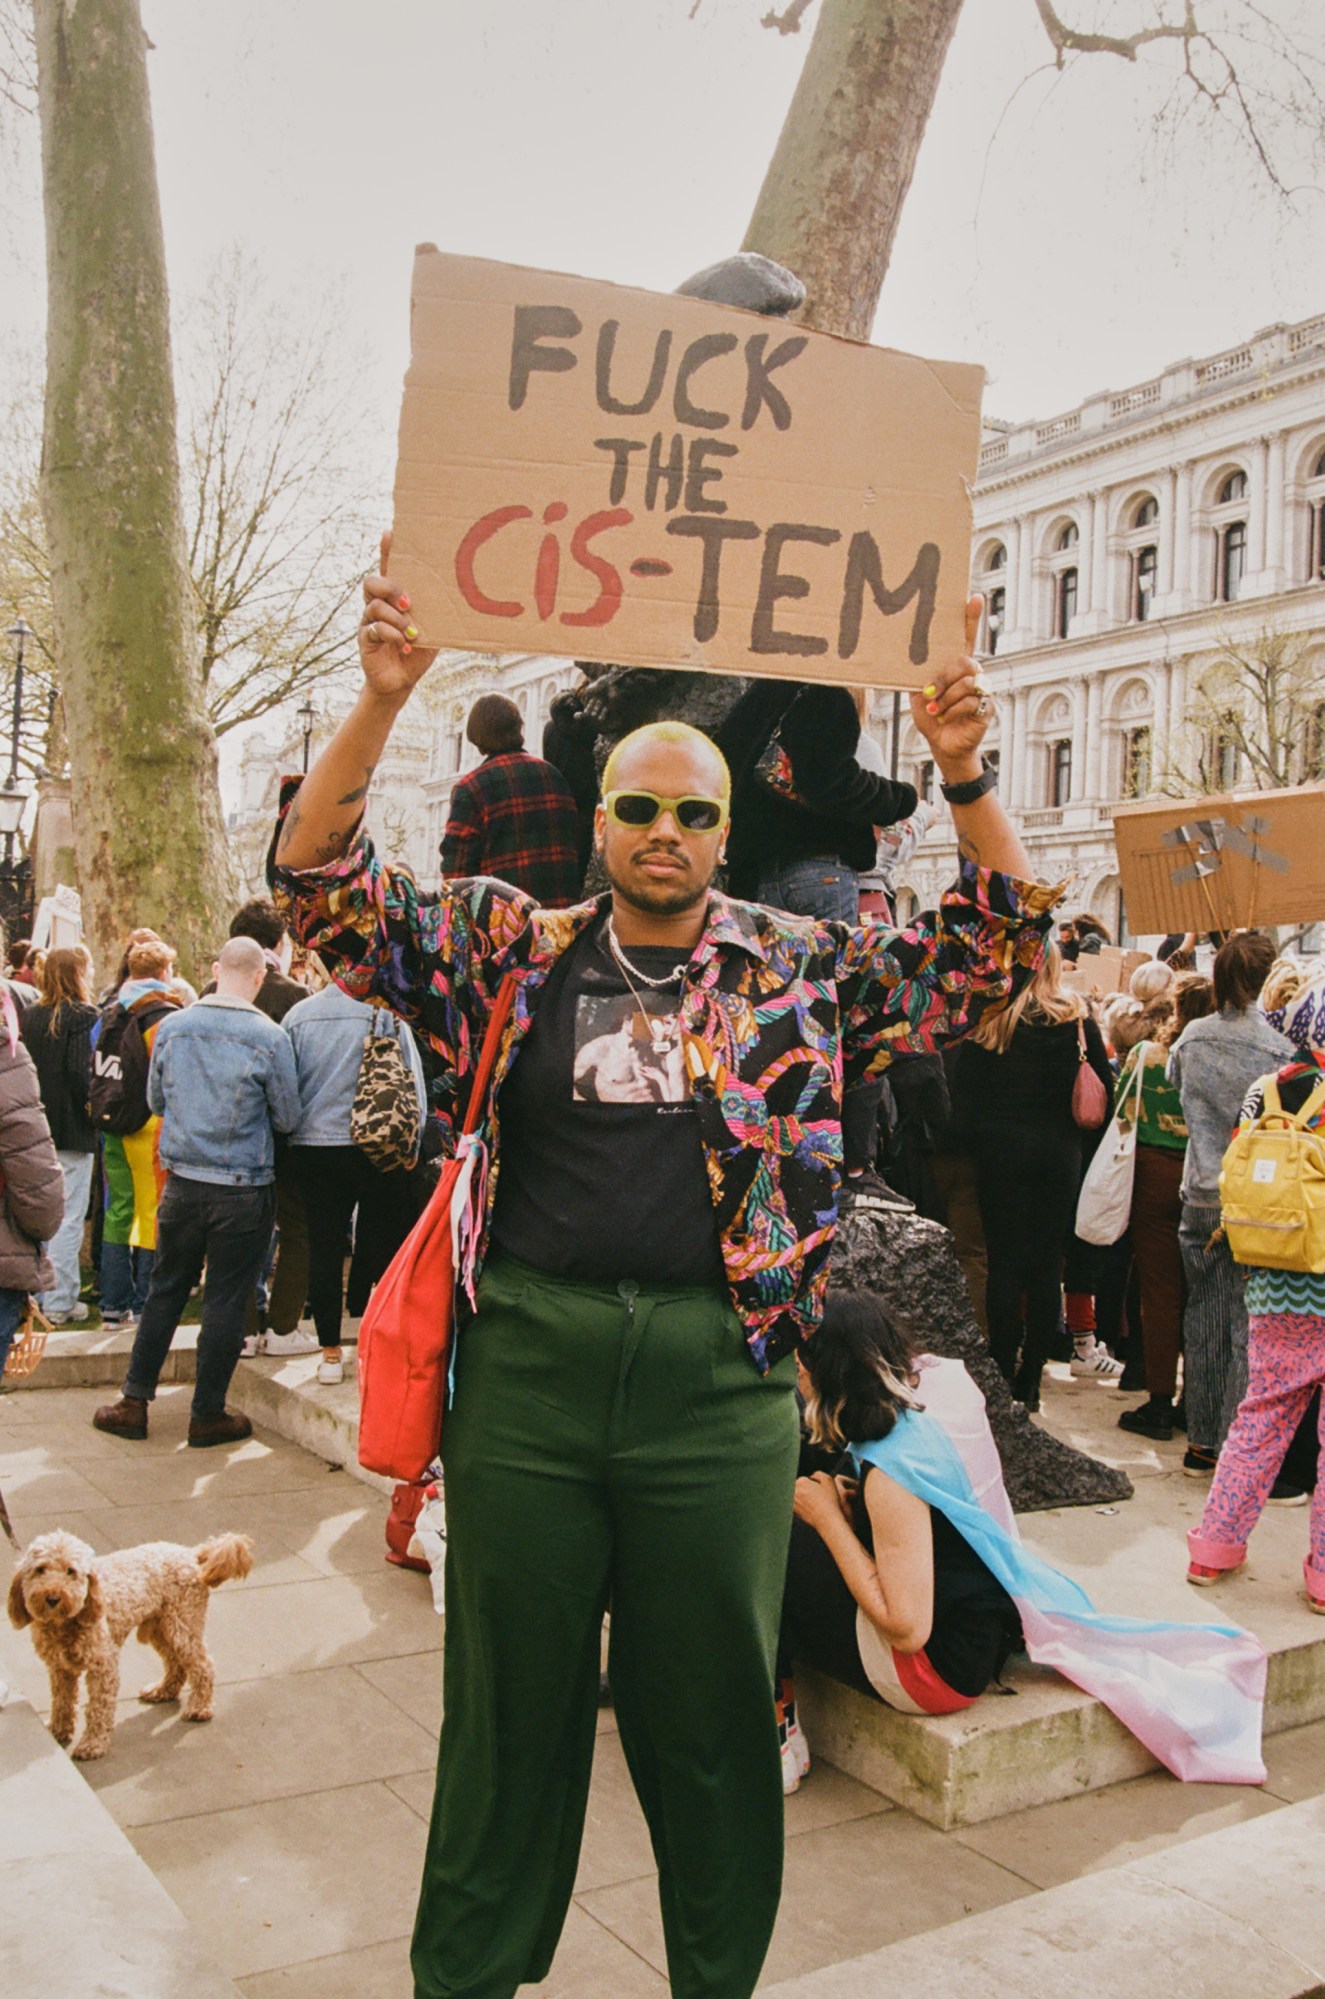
441, 750, 582, 909
272, 782, 1057, 1371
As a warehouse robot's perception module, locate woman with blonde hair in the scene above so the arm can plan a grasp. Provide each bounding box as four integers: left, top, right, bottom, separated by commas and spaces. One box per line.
952, 944, 1113, 1407
20, 946, 98, 1323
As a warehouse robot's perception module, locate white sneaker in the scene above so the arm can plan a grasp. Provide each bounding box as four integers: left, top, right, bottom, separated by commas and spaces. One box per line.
1070, 1341, 1125, 1380
780, 1718, 811, 1795
316, 1354, 345, 1385
239, 1334, 259, 1358
260, 1327, 320, 1356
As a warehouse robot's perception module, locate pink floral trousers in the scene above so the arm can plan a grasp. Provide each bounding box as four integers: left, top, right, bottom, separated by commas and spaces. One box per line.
1188, 1311, 1325, 1599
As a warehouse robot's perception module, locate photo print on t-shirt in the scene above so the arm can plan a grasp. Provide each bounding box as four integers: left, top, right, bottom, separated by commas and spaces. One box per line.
572, 990, 689, 1105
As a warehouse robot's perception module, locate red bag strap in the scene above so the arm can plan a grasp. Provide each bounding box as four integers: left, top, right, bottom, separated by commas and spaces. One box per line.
461, 974, 518, 1139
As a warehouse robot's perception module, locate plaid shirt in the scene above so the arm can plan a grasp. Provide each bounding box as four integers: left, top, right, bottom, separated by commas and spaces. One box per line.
274, 780, 1057, 1371
441, 751, 581, 909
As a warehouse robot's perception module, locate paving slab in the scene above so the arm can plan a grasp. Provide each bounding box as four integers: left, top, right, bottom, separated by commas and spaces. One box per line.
758, 1793, 1325, 1999
0, 1693, 244, 1999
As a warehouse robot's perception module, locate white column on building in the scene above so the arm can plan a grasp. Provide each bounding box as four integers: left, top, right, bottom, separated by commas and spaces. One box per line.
1084, 672, 1105, 801
1263, 429, 1287, 588
1151, 663, 1170, 790
1091, 490, 1110, 614
1248, 432, 1270, 581
1013, 514, 1035, 647
1171, 461, 1194, 608
1007, 688, 1027, 811
1158, 466, 1178, 596
1070, 677, 1088, 804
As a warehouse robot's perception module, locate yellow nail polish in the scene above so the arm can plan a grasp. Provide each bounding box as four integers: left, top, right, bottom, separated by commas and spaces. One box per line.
406, 625, 419, 640
923, 684, 937, 698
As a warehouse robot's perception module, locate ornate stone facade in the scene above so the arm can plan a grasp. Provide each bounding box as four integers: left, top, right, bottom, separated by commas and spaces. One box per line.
872, 311, 1325, 938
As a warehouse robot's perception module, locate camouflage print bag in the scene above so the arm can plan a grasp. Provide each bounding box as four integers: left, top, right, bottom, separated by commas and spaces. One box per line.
350, 1012, 421, 1173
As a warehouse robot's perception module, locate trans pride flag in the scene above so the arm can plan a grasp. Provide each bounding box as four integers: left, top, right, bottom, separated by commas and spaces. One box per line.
853, 1358, 1267, 1785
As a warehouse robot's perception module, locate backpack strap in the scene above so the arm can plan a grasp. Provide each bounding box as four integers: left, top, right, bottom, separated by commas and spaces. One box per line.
1290, 1074, 1325, 1130
1261, 1075, 1282, 1119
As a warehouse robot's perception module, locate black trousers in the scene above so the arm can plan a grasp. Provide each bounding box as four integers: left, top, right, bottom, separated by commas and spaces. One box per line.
123, 1176, 275, 1420
973, 1126, 1080, 1386
290, 1145, 416, 1346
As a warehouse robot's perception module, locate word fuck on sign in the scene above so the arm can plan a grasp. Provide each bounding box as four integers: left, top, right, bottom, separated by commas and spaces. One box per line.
391, 250, 984, 692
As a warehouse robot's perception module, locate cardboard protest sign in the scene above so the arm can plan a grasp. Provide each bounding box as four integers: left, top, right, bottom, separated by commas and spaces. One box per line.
1061, 946, 1149, 1000
391, 249, 983, 690
1112, 785, 1325, 933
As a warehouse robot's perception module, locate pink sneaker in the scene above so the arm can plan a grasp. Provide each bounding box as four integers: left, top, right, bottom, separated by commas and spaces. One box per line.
1187, 1559, 1243, 1588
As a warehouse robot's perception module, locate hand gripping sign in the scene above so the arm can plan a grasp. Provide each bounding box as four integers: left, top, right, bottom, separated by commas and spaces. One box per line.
389, 249, 984, 690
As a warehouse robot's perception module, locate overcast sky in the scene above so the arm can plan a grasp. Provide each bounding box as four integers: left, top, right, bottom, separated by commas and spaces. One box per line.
3, 0, 1323, 782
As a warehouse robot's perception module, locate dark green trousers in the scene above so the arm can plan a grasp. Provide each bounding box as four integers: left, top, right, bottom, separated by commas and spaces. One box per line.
411, 1252, 800, 1999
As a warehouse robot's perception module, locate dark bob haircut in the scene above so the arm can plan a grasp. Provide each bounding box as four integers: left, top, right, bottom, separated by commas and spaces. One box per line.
1212, 931, 1275, 1013
797, 1288, 922, 1453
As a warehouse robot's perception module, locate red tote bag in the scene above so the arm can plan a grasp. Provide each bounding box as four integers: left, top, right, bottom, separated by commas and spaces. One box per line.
356, 976, 517, 1482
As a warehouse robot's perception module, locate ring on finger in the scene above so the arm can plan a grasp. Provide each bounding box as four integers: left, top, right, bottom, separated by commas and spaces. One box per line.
363, 620, 378, 645
976, 695, 990, 716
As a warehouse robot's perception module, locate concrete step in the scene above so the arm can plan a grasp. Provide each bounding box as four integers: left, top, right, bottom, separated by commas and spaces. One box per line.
17, 1345, 1325, 1835
0, 1688, 244, 1999
759, 1790, 1325, 1999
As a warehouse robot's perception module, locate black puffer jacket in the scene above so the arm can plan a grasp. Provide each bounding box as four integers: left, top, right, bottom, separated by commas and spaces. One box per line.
21, 1000, 97, 1152
0, 1018, 64, 1291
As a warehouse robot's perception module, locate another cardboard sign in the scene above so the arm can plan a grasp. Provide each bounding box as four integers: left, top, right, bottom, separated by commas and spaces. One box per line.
1112, 785, 1325, 933
390, 249, 984, 690
1061, 946, 1149, 1000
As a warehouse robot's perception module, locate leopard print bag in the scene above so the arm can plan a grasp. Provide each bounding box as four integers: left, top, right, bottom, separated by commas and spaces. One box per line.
350, 1012, 421, 1173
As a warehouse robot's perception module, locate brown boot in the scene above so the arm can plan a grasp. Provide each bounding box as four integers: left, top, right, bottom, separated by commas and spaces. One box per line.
187, 1409, 253, 1449
92, 1396, 148, 1441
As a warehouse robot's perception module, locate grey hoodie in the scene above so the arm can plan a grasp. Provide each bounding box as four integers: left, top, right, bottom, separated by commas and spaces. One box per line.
1167, 1006, 1295, 1205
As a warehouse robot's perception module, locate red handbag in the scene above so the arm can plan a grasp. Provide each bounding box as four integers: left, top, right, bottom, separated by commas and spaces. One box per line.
1071, 1017, 1109, 1130
357, 975, 517, 1481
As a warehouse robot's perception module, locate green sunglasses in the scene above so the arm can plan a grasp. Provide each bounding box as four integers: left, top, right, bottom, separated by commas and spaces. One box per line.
604, 789, 728, 833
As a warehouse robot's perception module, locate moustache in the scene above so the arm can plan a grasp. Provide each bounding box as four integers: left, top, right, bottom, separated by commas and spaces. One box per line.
631, 844, 690, 869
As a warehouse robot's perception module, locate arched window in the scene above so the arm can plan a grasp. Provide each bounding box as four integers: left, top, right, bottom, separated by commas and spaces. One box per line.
986, 541, 1007, 571
1122, 726, 1152, 799
1056, 521, 1079, 551
1132, 543, 1158, 621
1308, 702, 1325, 782
1313, 450, 1325, 480
1306, 450, 1325, 580
1049, 738, 1073, 806
1218, 469, 1248, 505
987, 586, 1006, 654
1213, 717, 1240, 790
1133, 495, 1158, 528
1220, 519, 1247, 602
1056, 566, 1078, 638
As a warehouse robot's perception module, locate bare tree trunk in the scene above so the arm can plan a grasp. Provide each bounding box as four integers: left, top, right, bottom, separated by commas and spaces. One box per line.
744, 0, 966, 338
33, 0, 235, 981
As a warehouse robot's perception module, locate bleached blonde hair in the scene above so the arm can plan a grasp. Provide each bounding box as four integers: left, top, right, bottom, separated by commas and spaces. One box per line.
971, 941, 1085, 1054
602, 720, 731, 803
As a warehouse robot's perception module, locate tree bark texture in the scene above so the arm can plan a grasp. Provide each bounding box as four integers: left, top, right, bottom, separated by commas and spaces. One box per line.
743, 0, 966, 339
33, 0, 235, 981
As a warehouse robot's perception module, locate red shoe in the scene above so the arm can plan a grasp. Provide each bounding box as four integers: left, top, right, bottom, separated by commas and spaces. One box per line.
1187, 1559, 1243, 1587
1308, 1593, 1325, 1615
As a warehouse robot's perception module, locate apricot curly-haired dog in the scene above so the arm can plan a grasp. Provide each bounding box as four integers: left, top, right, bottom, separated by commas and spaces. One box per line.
7, 1528, 253, 1760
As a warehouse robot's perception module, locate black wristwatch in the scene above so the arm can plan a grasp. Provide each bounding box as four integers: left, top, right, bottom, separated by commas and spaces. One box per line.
939, 759, 998, 806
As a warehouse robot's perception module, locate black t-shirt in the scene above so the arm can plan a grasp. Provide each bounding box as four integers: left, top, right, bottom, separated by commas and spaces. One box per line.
489, 915, 725, 1287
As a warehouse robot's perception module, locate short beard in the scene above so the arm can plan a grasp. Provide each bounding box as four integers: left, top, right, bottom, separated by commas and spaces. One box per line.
605, 855, 713, 919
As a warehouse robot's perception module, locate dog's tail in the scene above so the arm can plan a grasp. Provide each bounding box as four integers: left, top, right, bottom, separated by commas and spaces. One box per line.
194, 1535, 255, 1588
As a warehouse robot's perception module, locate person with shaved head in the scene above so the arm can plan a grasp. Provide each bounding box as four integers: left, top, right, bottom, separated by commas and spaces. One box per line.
93, 932, 302, 1450
271, 535, 1058, 1999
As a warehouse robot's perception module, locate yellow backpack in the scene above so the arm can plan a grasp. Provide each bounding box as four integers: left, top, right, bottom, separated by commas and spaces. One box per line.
1220, 1074, 1325, 1273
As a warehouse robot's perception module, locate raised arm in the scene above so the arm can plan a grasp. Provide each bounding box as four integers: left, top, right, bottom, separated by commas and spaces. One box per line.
910, 594, 1031, 880
275, 532, 439, 871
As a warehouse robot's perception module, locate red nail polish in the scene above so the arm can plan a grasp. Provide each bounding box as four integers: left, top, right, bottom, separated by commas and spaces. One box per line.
926, 701, 938, 716
402, 642, 413, 656
398, 594, 411, 611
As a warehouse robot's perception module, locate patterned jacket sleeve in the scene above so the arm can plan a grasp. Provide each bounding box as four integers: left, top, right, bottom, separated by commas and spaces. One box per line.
268, 778, 533, 1141
834, 861, 1059, 1077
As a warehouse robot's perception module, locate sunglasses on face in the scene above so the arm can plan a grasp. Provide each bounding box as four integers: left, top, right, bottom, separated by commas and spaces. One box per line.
604, 790, 727, 833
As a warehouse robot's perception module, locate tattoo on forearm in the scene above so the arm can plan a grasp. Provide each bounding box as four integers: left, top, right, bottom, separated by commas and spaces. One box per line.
337, 765, 376, 807
312, 830, 351, 865
276, 803, 303, 859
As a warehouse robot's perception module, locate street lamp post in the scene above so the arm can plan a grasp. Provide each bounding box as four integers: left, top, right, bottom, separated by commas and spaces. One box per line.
297, 699, 315, 774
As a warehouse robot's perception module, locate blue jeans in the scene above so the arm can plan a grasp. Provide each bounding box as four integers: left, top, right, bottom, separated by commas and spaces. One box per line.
39, 1149, 95, 1318
124, 1175, 276, 1420
0, 1285, 26, 1376
756, 857, 860, 924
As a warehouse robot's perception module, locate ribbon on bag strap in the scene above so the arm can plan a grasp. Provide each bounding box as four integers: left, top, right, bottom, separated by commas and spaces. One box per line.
452, 974, 519, 1309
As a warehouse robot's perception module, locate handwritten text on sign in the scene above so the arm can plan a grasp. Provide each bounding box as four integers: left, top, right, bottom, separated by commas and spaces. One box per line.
391, 251, 984, 689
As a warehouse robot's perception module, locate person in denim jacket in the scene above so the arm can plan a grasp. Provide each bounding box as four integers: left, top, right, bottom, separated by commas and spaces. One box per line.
92, 938, 301, 1449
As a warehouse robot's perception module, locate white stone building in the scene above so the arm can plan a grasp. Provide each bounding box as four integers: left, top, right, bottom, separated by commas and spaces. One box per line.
877, 310, 1325, 936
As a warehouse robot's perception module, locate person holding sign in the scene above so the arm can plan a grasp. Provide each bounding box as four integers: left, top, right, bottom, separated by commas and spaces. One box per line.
271, 542, 1056, 1999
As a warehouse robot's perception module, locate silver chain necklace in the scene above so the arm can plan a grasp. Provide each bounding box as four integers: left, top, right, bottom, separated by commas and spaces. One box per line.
605, 917, 687, 991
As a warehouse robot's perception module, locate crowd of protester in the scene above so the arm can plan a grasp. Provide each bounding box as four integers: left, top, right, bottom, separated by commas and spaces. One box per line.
7, 674, 1322, 1832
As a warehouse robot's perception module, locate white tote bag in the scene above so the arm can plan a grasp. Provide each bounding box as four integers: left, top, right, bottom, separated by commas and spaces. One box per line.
1074, 1052, 1147, 1246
